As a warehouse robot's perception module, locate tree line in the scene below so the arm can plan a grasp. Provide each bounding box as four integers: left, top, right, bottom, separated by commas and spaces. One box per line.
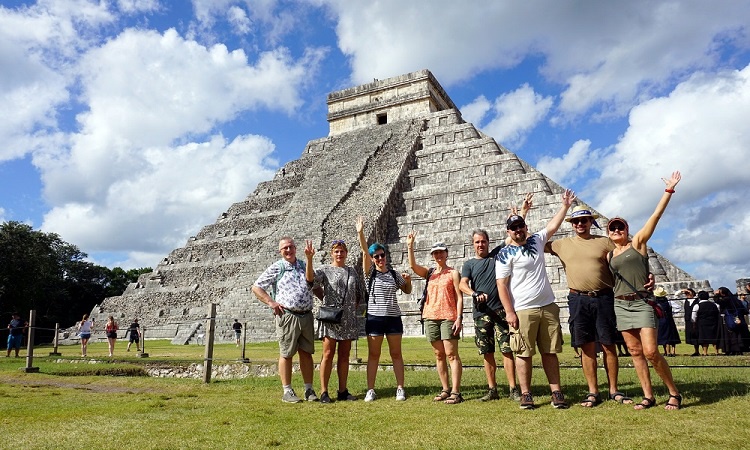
0, 221, 151, 341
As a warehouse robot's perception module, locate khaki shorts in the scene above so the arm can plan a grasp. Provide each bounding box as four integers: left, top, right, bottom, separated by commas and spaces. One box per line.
276, 311, 315, 358
424, 319, 459, 342
514, 303, 563, 357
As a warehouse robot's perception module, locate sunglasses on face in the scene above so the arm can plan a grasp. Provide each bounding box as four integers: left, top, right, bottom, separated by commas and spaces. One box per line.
608, 224, 626, 232
372, 253, 386, 260
509, 224, 525, 232
571, 218, 589, 225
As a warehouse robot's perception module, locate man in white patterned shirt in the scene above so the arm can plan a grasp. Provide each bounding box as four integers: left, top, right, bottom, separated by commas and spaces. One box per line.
252, 237, 318, 403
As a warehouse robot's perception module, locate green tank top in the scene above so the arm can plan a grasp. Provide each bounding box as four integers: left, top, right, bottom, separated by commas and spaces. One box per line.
610, 246, 649, 297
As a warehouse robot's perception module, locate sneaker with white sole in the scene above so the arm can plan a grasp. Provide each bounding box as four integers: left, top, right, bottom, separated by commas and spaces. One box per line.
520, 392, 535, 410
364, 389, 377, 402
282, 389, 302, 403
304, 388, 319, 402
395, 387, 406, 401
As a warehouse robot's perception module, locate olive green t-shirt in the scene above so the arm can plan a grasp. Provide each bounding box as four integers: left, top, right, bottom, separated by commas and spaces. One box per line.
546, 235, 615, 292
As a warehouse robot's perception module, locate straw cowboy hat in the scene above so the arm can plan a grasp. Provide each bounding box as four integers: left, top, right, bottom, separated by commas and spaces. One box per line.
653, 287, 669, 298
565, 205, 600, 222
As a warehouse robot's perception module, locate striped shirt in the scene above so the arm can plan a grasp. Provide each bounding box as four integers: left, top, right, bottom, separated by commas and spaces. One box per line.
366, 268, 405, 317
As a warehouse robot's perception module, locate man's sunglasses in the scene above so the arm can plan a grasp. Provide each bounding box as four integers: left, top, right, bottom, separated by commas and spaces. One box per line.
571, 218, 589, 225
509, 224, 525, 232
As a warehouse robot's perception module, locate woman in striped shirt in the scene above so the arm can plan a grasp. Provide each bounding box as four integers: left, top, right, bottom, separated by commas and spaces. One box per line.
356, 216, 412, 402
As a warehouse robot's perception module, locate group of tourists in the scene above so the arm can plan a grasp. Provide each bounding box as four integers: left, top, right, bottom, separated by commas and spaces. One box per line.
683, 287, 750, 356
253, 172, 688, 410
74, 314, 141, 357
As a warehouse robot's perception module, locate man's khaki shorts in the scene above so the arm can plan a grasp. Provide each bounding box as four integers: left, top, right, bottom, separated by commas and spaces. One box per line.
514, 303, 563, 357
276, 311, 315, 358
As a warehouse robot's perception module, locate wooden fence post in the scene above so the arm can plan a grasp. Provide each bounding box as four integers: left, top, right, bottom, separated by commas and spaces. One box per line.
23, 310, 39, 373
49, 323, 61, 356
203, 303, 216, 383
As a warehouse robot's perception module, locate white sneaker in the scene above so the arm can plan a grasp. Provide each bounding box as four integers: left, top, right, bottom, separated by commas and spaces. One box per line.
395, 387, 406, 401
364, 389, 377, 402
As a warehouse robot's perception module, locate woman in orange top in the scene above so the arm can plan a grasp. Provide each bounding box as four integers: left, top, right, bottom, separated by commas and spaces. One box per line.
407, 231, 463, 404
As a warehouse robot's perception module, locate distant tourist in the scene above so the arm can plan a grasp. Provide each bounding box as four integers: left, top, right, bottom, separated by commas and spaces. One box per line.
77, 314, 94, 357
654, 287, 681, 357
607, 171, 682, 410
356, 216, 412, 402
105, 316, 118, 357
232, 319, 242, 347
6, 312, 28, 358
252, 237, 317, 403
407, 232, 463, 404
125, 318, 141, 352
682, 288, 700, 356
495, 189, 576, 410
306, 238, 364, 403
692, 290, 719, 356
714, 287, 750, 355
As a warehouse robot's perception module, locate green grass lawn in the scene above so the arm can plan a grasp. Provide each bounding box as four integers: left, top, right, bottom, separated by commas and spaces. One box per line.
1, 337, 749, 449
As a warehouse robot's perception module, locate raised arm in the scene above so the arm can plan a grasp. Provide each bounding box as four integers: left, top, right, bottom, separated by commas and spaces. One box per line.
356, 216, 371, 275
406, 230, 429, 279
304, 239, 315, 283
545, 189, 576, 236
633, 171, 681, 252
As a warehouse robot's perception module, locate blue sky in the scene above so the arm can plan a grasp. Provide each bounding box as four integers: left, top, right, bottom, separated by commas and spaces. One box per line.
2, 0, 750, 292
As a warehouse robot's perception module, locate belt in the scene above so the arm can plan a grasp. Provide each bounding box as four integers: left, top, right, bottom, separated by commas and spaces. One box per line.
285, 309, 312, 317
569, 288, 613, 297
615, 292, 649, 300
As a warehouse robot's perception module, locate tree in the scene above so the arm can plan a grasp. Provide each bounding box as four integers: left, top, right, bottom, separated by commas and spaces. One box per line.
0, 221, 151, 340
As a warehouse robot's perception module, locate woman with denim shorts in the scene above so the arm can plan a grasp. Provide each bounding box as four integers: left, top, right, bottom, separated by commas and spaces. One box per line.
356, 216, 412, 402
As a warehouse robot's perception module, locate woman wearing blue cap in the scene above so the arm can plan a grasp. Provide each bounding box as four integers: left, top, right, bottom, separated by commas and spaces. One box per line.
356, 216, 412, 402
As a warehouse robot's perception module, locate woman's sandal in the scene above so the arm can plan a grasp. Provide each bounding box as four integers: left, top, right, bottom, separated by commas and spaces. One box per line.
609, 391, 633, 404
633, 397, 656, 410
665, 393, 682, 410
433, 389, 450, 402
580, 392, 601, 407
444, 392, 464, 404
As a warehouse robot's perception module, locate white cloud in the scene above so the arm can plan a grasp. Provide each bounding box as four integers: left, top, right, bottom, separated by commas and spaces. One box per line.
316, 0, 750, 118
42, 133, 277, 262
227, 5, 251, 35
578, 64, 750, 289
479, 84, 553, 149
536, 139, 609, 188
459, 95, 490, 128
117, 0, 161, 14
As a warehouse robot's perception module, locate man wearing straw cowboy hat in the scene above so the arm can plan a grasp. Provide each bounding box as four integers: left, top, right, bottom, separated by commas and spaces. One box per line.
545, 205, 651, 407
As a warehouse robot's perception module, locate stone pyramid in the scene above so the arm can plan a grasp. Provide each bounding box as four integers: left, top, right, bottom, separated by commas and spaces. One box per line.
91, 70, 708, 343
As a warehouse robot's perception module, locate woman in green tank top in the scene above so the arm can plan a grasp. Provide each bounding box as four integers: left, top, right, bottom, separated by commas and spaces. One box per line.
607, 171, 682, 411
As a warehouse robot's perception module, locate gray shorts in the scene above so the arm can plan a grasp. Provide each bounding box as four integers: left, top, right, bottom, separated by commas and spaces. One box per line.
615, 299, 657, 331
276, 311, 315, 358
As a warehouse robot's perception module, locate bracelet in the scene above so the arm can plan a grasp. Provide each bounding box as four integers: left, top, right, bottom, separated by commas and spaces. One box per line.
665, 189, 675, 193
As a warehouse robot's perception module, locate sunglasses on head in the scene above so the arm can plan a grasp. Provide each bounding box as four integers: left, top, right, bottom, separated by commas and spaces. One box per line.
571, 217, 589, 225
332, 239, 345, 245
372, 253, 386, 260
608, 223, 626, 232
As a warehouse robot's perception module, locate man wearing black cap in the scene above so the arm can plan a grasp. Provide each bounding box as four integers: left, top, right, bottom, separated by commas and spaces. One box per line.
495, 189, 575, 410
544, 205, 632, 407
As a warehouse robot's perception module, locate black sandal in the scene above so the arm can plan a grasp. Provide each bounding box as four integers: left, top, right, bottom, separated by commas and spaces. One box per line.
580, 392, 601, 407
433, 389, 450, 402
609, 391, 633, 404
444, 392, 463, 404
665, 393, 682, 410
634, 397, 656, 410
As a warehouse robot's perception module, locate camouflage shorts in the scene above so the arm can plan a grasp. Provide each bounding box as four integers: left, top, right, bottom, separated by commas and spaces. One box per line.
474, 310, 512, 355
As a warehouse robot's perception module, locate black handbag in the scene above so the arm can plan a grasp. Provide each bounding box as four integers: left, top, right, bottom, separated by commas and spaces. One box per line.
316, 268, 349, 324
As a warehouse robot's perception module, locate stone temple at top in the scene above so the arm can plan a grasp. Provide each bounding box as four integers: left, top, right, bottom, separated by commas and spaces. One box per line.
89, 69, 708, 343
